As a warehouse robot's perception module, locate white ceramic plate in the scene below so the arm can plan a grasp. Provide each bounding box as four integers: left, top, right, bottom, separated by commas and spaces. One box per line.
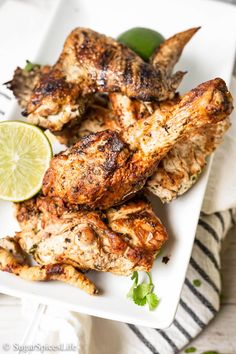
0, 0, 236, 329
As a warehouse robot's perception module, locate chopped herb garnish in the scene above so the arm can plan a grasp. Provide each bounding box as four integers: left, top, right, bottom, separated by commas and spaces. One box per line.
201, 352, 219, 354
24, 60, 40, 72
193, 279, 202, 287
185, 347, 197, 353
127, 271, 159, 311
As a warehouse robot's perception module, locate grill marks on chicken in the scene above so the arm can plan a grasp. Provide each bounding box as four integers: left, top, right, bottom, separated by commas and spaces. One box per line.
24, 69, 90, 131
56, 93, 230, 203
42, 78, 232, 209
13, 196, 167, 276
54, 27, 187, 100
5, 65, 50, 109
8, 27, 198, 132
6, 65, 89, 131
2, 26, 234, 295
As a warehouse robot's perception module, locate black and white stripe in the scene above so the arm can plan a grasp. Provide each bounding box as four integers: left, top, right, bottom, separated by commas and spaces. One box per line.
215, 212, 225, 232
198, 218, 220, 243
189, 257, 220, 294
128, 324, 160, 354
194, 238, 220, 271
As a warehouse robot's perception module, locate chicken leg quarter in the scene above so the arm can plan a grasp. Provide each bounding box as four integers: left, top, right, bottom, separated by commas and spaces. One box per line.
42, 78, 233, 209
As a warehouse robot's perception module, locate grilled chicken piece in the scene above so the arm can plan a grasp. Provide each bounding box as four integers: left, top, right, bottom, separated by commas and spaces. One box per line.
14, 195, 167, 275
6, 28, 197, 132
22, 69, 89, 131
18, 27, 198, 131
5, 65, 50, 109
146, 119, 230, 202
151, 27, 198, 76
54, 104, 119, 146
0, 237, 97, 294
42, 78, 233, 209
6, 65, 89, 131
56, 94, 230, 202
109, 92, 231, 202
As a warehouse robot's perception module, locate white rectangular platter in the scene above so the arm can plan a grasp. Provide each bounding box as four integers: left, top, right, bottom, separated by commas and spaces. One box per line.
0, 0, 236, 328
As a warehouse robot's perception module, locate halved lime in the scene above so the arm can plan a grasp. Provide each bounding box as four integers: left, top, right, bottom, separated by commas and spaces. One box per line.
118, 27, 165, 61
0, 121, 52, 202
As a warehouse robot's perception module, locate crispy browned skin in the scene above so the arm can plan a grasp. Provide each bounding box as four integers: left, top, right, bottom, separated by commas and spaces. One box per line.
6, 64, 89, 131
22, 28, 198, 130
14, 195, 167, 275
0, 237, 97, 295
42, 78, 232, 209
5, 65, 50, 109
57, 94, 230, 202
24, 69, 90, 131
7, 28, 198, 132
151, 28, 199, 74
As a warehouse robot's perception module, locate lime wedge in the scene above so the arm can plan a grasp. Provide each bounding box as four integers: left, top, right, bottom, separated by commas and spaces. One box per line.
0, 121, 52, 202
118, 27, 165, 61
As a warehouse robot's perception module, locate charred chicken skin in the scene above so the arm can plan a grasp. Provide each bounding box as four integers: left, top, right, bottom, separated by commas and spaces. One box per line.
7, 28, 198, 131
7, 66, 232, 204
7, 27, 231, 203
42, 78, 232, 209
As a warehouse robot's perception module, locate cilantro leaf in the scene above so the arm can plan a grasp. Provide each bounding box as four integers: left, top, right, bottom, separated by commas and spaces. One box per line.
131, 271, 139, 285
24, 60, 41, 72
146, 293, 159, 311
135, 283, 153, 299
126, 271, 159, 311
127, 283, 135, 299
133, 288, 147, 306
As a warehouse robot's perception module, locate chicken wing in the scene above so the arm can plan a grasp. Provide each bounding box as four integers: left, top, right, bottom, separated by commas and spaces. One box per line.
5, 64, 50, 109
15, 195, 167, 275
6, 64, 90, 131
42, 78, 232, 209
109, 92, 231, 202
10, 27, 197, 131
0, 236, 97, 294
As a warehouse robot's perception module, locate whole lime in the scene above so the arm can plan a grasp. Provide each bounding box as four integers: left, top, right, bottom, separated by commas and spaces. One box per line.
117, 27, 165, 61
